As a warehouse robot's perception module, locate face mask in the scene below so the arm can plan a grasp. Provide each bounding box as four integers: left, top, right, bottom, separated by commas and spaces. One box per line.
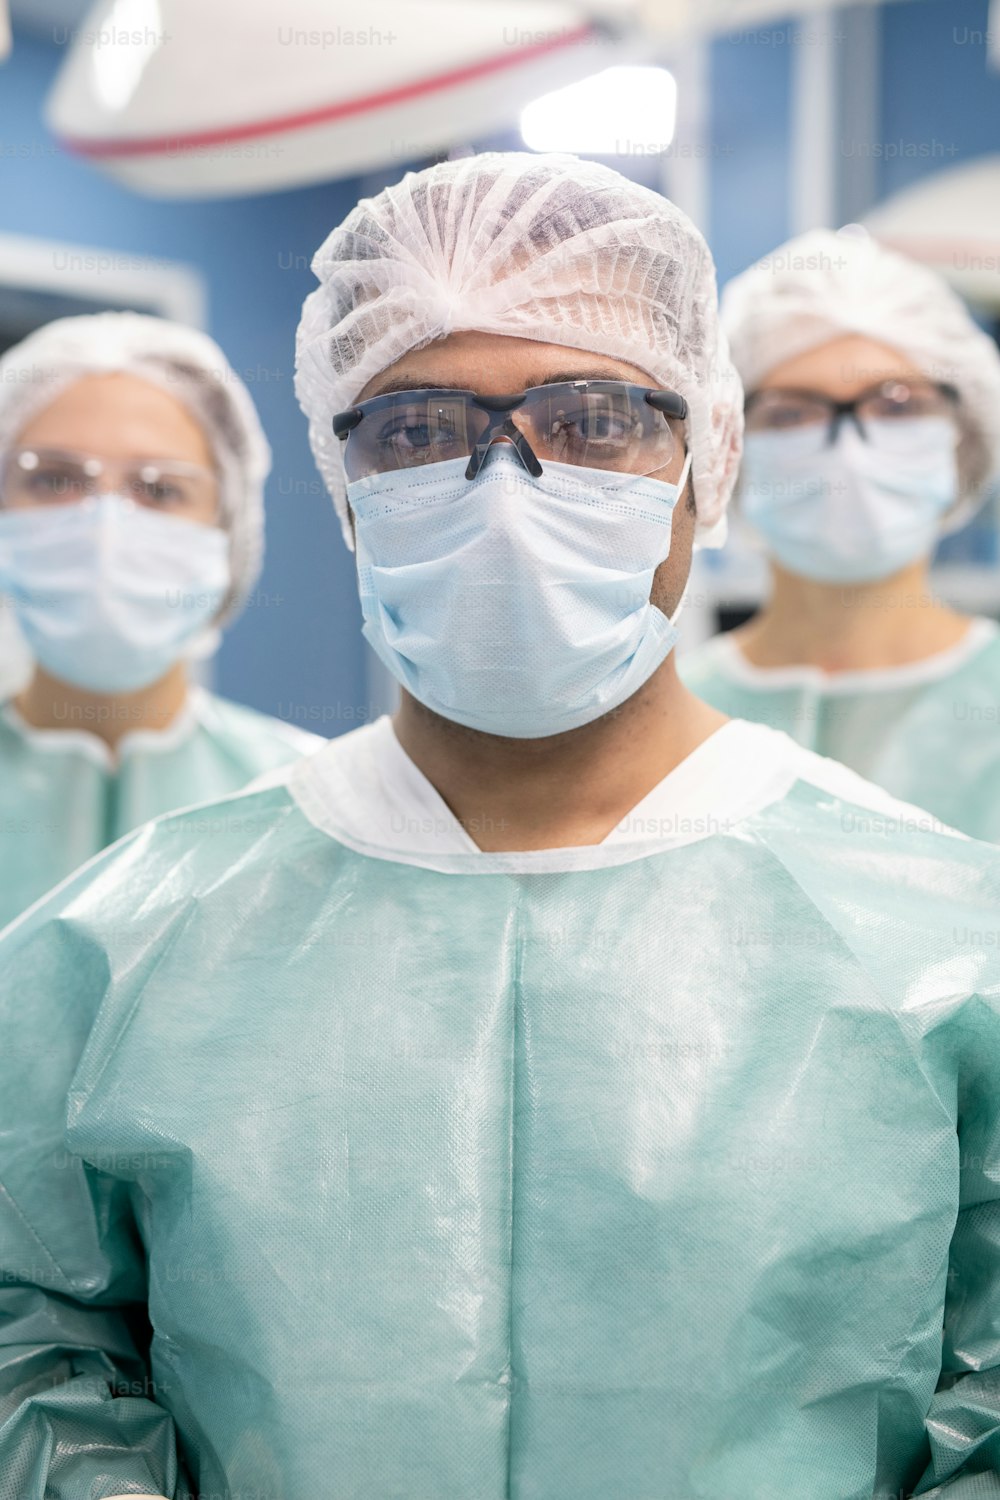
739, 417, 959, 583
0, 494, 230, 693
349, 448, 692, 739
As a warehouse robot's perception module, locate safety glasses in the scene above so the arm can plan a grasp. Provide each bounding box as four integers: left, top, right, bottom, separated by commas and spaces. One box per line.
744, 379, 959, 457
0, 447, 220, 518
333, 381, 688, 486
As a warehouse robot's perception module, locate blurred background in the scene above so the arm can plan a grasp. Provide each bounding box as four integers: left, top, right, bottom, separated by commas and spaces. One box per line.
1, 0, 999, 732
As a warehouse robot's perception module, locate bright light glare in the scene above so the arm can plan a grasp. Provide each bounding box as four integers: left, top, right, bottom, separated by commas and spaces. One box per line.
91, 0, 163, 111
520, 66, 677, 156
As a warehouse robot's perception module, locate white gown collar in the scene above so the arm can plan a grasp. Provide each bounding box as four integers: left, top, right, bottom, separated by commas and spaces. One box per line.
1, 686, 206, 769
288, 715, 809, 875
706, 616, 998, 695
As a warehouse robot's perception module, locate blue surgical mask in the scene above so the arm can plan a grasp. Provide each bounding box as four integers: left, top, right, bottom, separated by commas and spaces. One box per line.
349, 448, 692, 739
0, 494, 230, 693
739, 417, 959, 583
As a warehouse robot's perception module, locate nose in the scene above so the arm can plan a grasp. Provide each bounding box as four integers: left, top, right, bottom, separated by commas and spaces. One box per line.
478, 436, 528, 469
465, 421, 542, 480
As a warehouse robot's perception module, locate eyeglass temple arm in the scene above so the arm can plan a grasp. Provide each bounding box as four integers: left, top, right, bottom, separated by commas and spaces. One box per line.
333, 409, 363, 440
645, 391, 688, 420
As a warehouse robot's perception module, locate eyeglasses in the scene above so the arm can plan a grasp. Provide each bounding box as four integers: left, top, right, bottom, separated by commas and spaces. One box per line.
0, 448, 220, 516
333, 381, 688, 484
744, 379, 959, 456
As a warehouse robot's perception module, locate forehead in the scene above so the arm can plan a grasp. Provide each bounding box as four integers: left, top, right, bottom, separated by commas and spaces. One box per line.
13, 372, 213, 463
357, 331, 657, 401
757, 334, 927, 396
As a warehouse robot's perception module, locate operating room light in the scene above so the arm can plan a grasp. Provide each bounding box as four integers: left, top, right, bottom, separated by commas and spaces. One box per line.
90, 0, 163, 111
520, 66, 677, 156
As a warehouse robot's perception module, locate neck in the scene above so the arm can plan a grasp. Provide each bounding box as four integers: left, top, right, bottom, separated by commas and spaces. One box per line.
737, 560, 970, 671
14, 661, 191, 750
392, 659, 728, 852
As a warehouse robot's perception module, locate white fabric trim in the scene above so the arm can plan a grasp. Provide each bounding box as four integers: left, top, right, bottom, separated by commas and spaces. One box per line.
189, 686, 325, 754
704, 615, 998, 695
0, 685, 323, 768
0, 687, 201, 769
285, 713, 954, 875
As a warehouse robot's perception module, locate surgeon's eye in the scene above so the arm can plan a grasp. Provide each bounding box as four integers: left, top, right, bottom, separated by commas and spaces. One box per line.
19, 463, 89, 499
546, 401, 634, 454
132, 480, 186, 505
374, 416, 465, 467
861, 382, 952, 421
746, 395, 830, 431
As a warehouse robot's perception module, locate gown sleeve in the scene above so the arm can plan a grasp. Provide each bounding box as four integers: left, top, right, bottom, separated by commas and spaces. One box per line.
915, 994, 1000, 1495
0, 849, 182, 1500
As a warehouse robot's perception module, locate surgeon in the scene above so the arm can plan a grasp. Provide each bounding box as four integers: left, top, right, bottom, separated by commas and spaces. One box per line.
0, 312, 321, 927
1, 155, 1000, 1500
681, 228, 1000, 839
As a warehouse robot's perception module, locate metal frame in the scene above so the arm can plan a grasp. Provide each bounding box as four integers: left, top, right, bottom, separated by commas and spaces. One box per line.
0, 231, 205, 327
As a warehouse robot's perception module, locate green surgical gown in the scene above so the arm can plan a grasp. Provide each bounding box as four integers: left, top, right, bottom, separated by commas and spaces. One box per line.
0, 688, 322, 929
1, 731, 1000, 1498
681, 620, 1000, 840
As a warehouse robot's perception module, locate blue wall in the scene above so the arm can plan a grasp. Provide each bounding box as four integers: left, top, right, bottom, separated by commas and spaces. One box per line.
708, 23, 794, 285
880, 0, 1000, 199
0, 32, 371, 734
709, 0, 1000, 283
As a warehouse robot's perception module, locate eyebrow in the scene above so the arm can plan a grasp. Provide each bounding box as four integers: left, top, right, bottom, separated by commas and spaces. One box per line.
364, 368, 640, 399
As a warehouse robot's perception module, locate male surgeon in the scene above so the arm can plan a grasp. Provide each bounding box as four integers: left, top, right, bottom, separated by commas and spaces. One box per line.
0, 154, 999, 1500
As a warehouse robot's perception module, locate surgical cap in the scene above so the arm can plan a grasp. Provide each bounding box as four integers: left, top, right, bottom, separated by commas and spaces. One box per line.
722, 228, 1000, 524
0, 312, 271, 621
295, 151, 743, 548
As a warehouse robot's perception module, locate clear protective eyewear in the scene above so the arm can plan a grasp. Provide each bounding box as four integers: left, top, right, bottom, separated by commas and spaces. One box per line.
0, 447, 220, 517
333, 380, 688, 487
744, 378, 960, 456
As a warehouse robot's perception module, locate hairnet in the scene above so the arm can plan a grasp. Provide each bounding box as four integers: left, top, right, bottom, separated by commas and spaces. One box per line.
0, 311, 271, 622
295, 151, 743, 549
721, 228, 1000, 526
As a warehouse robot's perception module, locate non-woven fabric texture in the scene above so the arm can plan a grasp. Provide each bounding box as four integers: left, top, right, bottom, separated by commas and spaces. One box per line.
681, 619, 1000, 841
0, 688, 321, 929
0, 728, 999, 1496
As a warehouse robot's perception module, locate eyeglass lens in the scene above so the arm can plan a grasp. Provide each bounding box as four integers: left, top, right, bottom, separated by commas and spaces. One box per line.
342, 384, 680, 480
744, 381, 956, 454
1, 449, 219, 513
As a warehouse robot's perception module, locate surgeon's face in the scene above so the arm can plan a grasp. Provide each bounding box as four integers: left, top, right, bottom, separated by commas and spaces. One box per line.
355, 331, 696, 618
5, 373, 220, 526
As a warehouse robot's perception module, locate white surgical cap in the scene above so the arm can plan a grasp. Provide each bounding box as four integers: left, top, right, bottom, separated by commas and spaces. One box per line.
295, 151, 743, 548
0, 311, 271, 622
722, 228, 1000, 524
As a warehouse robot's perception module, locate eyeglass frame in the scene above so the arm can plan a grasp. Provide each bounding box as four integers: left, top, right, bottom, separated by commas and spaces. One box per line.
333, 381, 689, 481
743, 379, 960, 448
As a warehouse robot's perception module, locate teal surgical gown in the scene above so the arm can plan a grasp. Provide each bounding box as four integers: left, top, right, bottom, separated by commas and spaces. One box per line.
0, 718, 999, 1499
0, 687, 322, 929
681, 618, 1000, 841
